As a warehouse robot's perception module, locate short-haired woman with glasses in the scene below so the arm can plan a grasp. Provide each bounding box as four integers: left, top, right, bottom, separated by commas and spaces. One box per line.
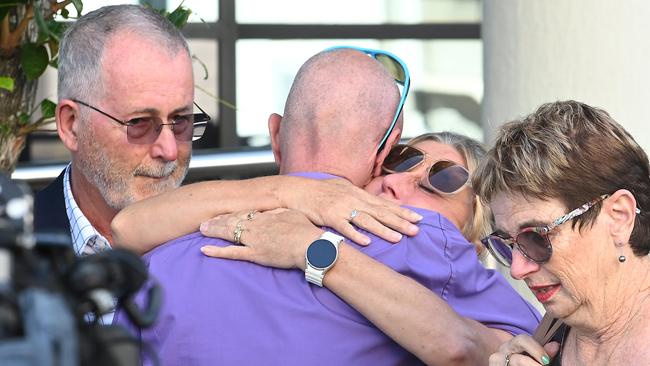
473, 100, 650, 366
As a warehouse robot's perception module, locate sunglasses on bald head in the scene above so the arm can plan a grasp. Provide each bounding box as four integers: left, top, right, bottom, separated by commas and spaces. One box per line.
382, 144, 470, 195
481, 195, 609, 267
324, 45, 410, 152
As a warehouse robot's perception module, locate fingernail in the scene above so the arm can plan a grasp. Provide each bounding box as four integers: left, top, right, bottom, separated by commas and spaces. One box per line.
412, 213, 423, 221
409, 224, 419, 234
541, 355, 550, 365
199, 222, 208, 232
391, 232, 403, 242
362, 236, 371, 245
200, 246, 212, 254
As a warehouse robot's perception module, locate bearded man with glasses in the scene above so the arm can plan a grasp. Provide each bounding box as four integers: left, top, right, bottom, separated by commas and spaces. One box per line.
32, 4, 202, 324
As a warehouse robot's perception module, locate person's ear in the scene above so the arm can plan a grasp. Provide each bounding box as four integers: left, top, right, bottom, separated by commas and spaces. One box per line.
371, 125, 402, 177
268, 113, 283, 166
605, 189, 638, 245
56, 99, 82, 152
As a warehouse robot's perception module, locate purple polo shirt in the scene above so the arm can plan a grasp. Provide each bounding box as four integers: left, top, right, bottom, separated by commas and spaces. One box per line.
116, 172, 540, 365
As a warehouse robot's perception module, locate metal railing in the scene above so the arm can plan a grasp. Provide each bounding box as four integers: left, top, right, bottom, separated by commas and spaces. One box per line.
12, 148, 279, 191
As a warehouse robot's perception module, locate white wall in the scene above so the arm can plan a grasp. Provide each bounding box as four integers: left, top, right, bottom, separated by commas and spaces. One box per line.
483, 0, 650, 151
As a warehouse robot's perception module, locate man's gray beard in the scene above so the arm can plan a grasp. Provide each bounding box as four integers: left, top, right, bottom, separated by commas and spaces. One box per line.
76, 125, 188, 211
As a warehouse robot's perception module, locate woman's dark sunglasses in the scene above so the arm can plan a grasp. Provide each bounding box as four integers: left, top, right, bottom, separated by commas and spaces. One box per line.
481, 195, 609, 267
73, 99, 210, 144
382, 144, 469, 195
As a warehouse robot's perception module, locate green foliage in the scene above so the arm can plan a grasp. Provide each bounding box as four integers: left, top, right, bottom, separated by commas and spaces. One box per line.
166, 5, 191, 29
40, 99, 56, 119
18, 112, 30, 125
19, 42, 49, 80
70, 0, 82, 16
0, 122, 11, 136
0, 76, 14, 92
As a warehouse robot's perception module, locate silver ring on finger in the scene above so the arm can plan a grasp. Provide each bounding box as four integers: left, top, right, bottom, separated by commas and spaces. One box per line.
247, 210, 257, 221
504, 353, 512, 366
349, 209, 360, 222
233, 220, 245, 245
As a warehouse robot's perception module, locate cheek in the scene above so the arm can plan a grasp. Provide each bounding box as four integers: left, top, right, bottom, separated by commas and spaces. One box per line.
546, 236, 593, 294
406, 190, 440, 211
364, 177, 384, 194
177, 143, 192, 162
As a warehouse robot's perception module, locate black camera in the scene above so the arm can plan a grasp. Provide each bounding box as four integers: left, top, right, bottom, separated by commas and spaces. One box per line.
0, 173, 161, 366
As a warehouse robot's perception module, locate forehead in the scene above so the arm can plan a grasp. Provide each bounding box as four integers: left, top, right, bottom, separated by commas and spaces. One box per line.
490, 191, 568, 233
412, 140, 466, 168
100, 32, 193, 101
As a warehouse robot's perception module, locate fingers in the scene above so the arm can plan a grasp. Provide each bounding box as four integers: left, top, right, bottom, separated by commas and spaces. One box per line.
200, 245, 254, 262
350, 211, 402, 243
352, 203, 421, 237
330, 221, 371, 246
543, 342, 560, 360
383, 204, 423, 225
490, 335, 551, 365
200, 215, 238, 240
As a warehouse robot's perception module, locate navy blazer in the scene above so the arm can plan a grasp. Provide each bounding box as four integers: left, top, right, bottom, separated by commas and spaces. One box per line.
34, 170, 72, 240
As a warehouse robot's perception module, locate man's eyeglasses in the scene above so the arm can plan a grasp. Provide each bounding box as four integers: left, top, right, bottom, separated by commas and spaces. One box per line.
383, 144, 470, 195
481, 195, 609, 267
73, 99, 210, 144
325, 46, 410, 152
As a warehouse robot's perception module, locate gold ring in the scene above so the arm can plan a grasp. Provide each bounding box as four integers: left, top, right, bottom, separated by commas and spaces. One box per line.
233, 221, 245, 244
504, 353, 511, 366
247, 210, 257, 221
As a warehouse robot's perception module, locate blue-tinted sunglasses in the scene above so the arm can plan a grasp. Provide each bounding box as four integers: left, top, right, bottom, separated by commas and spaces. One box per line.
325, 45, 410, 152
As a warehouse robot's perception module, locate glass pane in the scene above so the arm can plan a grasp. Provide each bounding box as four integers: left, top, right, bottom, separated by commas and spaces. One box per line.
236, 39, 483, 147
237, 0, 481, 24
189, 39, 219, 125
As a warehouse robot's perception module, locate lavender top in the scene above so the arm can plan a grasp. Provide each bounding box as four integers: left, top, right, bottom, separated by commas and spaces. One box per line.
116, 172, 540, 365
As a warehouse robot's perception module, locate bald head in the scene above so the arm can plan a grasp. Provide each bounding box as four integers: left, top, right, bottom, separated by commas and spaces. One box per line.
273, 49, 402, 185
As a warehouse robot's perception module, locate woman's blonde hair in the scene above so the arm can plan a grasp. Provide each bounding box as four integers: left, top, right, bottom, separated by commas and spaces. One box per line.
408, 132, 491, 248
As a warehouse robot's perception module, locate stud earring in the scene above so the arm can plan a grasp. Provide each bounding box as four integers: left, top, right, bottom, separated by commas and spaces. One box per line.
618, 255, 627, 263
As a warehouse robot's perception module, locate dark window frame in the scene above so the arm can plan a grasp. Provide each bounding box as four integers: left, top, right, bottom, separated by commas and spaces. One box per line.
20, 0, 480, 161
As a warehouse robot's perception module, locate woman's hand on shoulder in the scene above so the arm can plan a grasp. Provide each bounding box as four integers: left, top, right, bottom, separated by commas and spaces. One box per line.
199, 209, 322, 270
277, 177, 422, 245
489, 334, 559, 366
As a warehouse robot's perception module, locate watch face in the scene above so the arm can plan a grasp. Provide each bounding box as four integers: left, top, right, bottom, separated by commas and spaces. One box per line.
307, 239, 337, 269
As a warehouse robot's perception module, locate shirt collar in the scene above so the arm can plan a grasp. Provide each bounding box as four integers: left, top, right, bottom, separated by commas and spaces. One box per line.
63, 164, 111, 256
288, 172, 346, 180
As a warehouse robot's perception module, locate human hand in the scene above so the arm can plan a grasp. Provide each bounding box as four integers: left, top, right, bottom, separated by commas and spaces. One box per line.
199, 209, 324, 270
278, 178, 421, 245
488, 334, 559, 365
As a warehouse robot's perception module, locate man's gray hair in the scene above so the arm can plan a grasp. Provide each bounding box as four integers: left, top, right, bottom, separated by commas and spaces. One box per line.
57, 4, 190, 102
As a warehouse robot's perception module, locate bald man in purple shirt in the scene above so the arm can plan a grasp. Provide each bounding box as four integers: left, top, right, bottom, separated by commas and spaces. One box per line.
116, 48, 539, 365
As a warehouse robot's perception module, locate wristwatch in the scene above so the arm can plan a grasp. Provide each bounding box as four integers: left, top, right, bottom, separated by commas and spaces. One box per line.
305, 231, 343, 287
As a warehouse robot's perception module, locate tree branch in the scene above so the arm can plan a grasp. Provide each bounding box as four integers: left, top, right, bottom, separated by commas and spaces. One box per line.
50, 0, 74, 15
0, 12, 11, 54
7, 4, 34, 50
